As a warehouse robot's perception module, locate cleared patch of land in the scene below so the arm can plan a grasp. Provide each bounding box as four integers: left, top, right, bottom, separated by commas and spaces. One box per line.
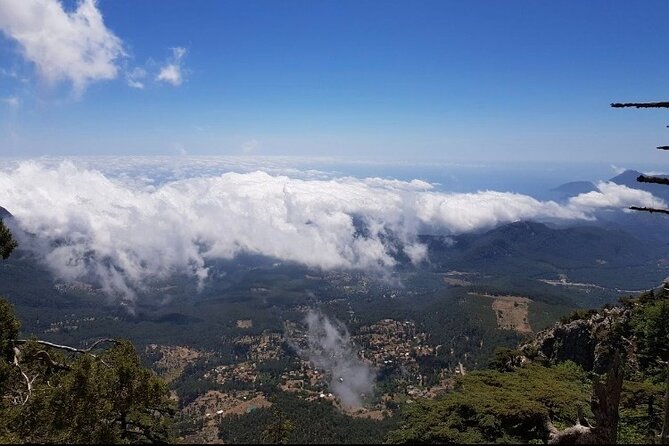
183, 390, 272, 419
180, 391, 271, 443
224, 394, 272, 416
236, 319, 253, 329
442, 271, 475, 287
145, 344, 204, 383
469, 293, 532, 333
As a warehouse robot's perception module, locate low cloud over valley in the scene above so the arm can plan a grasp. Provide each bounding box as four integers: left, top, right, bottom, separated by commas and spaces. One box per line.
0, 159, 663, 299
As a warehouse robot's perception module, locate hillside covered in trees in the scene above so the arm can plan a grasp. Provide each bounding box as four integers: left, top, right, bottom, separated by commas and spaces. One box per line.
0, 220, 174, 443
388, 288, 669, 444
2, 212, 668, 444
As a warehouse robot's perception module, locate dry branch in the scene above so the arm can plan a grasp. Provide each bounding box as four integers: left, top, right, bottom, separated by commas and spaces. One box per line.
34, 350, 71, 371
7, 338, 118, 405
12, 346, 36, 405
611, 102, 669, 108
546, 417, 593, 444
637, 174, 669, 186
13, 338, 117, 358
629, 206, 669, 215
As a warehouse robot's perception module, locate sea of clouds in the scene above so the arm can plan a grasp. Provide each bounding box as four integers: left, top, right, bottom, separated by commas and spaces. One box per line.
0, 157, 664, 299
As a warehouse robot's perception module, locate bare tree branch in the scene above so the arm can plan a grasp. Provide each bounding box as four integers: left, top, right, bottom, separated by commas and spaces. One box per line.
34, 350, 72, 371
611, 102, 669, 108
12, 346, 36, 405
13, 338, 117, 358
545, 413, 593, 445
637, 174, 669, 186
629, 206, 669, 215
7, 338, 119, 405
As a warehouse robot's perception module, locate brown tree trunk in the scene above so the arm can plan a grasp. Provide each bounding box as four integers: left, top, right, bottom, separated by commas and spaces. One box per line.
589, 349, 624, 444
547, 349, 624, 444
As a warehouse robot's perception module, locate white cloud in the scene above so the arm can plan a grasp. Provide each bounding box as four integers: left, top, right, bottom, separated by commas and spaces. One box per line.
610, 164, 627, 175
156, 65, 180, 86
125, 66, 146, 89
0, 0, 125, 94
299, 310, 374, 407
567, 181, 664, 210
0, 160, 663, 299
2, 95, 19, 107
156, 47, 186, 86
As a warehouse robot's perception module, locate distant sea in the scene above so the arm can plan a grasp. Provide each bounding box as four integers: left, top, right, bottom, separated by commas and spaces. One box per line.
0, 155, 667, 199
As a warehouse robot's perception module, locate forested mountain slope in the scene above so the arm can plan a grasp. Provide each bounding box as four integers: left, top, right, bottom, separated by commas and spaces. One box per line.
389, 287, 669, 444
0, 220, 174, 444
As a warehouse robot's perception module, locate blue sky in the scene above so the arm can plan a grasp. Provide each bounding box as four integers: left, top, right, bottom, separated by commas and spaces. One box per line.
2, 0, 669, 164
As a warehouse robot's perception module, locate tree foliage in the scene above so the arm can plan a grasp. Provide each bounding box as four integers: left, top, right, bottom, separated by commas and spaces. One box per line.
0, 224, 174, 443
390, 290, 669, 444
0, 310, 175, 443
219, 391, 397, 444
0, 219, 17, 260
630, 296, 669, 377
386, 362, 590, 444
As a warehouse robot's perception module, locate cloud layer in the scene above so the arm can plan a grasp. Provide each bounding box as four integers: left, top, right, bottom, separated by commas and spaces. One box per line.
0, 0, 125, 94
0, 160, 664, 298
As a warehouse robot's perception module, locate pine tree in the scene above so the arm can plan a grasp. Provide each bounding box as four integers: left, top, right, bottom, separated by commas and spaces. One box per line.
0, 218, 17, 261
612, 100, 669, 445
0, 217, 175, 443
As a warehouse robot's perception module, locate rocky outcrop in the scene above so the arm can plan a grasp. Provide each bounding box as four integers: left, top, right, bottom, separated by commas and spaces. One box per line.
519, 306, 630, 374
520, 306, 632, 444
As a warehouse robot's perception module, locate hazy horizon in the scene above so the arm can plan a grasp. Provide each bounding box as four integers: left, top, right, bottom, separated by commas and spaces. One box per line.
1, 154, 666, 195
